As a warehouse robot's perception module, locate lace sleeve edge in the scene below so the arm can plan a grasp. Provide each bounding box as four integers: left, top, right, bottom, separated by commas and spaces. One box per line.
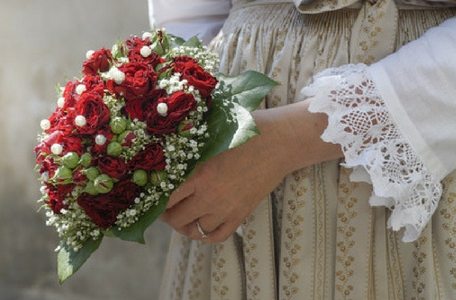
303, 64, 443, 242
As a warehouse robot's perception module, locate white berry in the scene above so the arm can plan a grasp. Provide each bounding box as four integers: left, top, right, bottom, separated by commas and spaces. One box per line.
57, 97, 65, 108
108, 67, 125, 84
86, 50, 95, 60
75, 84, 87, 95
140, 46, 152, 58
51, 144, 63, 155
75, 115, 87, 127
157, 103, 168, 117
40, 186, 48, 195
142, 32, 153, 40
95, 134, 107, 145
40, 119, 51, 131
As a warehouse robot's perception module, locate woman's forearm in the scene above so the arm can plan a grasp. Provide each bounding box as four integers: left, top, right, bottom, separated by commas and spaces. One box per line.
252, 99, 343, 176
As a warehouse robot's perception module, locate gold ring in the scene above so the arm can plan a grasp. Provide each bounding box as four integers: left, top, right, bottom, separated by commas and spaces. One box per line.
196, 220, 208, 239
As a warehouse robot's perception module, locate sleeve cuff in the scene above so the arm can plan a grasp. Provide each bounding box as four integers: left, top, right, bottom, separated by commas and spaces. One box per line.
302, 64, 443, 242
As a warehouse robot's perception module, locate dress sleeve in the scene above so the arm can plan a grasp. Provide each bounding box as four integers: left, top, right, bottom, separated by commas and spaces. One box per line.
148, 0, 231, 44
303, 17, 456, 242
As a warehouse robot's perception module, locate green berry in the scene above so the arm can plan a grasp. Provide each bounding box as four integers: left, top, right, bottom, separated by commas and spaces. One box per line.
94, 174, 114, 194
107, 142, 122, 157
85, 167, 100, 181
62, 152, 80, 169
53, 166, 73, 183
110, 117, 127, 134
150, 170, 167, 186
79, 153, 92, 167
132, 169, 148, 186
84, 182, 99, 196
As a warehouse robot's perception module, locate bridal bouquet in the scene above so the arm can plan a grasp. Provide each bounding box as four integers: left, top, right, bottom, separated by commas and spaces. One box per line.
34, 29, 276, 282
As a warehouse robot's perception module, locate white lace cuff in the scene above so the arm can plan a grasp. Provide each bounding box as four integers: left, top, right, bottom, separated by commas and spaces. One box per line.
303, 64, 442, 242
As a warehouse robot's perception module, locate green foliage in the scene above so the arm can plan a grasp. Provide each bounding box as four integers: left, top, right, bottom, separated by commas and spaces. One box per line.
199, 71, 278, 162
108, 195, 168, 244
57, 237, 103, 284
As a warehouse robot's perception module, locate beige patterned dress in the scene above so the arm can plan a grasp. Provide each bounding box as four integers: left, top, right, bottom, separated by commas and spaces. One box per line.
158, 0, 456, 299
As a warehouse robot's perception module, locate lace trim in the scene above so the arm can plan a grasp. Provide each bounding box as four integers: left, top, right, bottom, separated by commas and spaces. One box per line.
303, 64, 442, 242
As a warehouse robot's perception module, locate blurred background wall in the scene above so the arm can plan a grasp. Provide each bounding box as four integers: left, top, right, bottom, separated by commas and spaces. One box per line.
0, 1, 171, 299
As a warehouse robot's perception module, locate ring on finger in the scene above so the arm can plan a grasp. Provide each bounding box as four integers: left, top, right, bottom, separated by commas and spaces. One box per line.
196, 220, 209, 239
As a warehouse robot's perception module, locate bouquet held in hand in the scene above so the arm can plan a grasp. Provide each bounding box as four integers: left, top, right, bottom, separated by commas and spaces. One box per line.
34, 29, 276, 282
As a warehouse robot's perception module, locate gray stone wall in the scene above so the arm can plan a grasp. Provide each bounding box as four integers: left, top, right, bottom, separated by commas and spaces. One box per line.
0, 1, 171, 299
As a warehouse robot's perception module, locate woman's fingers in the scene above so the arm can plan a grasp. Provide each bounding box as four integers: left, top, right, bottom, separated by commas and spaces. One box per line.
204, 220, 240, 244
198, 214, 225, 233
167, 180, 196, 209
162, 196, 200, 229
179, 218, 222, 240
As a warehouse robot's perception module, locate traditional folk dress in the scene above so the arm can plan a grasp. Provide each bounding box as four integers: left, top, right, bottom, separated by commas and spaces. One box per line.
150, 0, 456, 298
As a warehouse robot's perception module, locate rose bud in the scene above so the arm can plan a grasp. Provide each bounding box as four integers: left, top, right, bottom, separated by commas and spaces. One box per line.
107, 142, 122, 157
110, 117, 127, 134
118, 131, 136, 147
62, 152, 80, 169
84, 167, 100, 181
79, 153, 93, 167
178, 120, 195, 138
150, 170, 167, 186
132, 169, 148, 186
53, 166, 73, 184
84, 181, 99, 196
94, 174, 114, 194
72, 168, 87, 186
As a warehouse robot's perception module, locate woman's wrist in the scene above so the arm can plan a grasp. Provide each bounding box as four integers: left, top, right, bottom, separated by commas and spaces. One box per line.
253, 99, 343, 176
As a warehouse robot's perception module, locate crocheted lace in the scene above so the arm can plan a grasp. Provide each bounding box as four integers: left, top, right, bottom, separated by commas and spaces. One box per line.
304, 64, 442, 242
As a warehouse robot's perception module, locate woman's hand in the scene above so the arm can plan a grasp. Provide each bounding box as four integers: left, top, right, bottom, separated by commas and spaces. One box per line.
161, 126, 288, 243
161, 99, 342, 243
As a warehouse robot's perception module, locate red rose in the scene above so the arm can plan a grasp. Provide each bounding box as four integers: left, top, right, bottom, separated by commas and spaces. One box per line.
129, 143, 166, 171
35, 131, 84, 157
47, 109, 75, 135
46, 184, 73, 214
173, 56, 217, 98
82, 75, 105, 96
126, 36, 151, 49
76, 180, 140, 229
38, 156, 58, 177
111, 180, 141, 203
77, 194, 118, 228
106, 62, 158, 102
124, 88, 166, 121
82, 48, 112, 76
126, 36, 163, 66
74, 92, 110, 135
61, 80, 88, 110
97, 156, 128, 179
146, 91, 196, 135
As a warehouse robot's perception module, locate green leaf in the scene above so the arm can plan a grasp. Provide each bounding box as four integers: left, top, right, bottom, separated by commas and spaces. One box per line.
217, 71, 279, 112
199, 101, 259, 162
168, 34, 186, 48
57, 237, 103, 284
183, 36, 203, 48
107, 195, 168, 244
198, 71, 277, 162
